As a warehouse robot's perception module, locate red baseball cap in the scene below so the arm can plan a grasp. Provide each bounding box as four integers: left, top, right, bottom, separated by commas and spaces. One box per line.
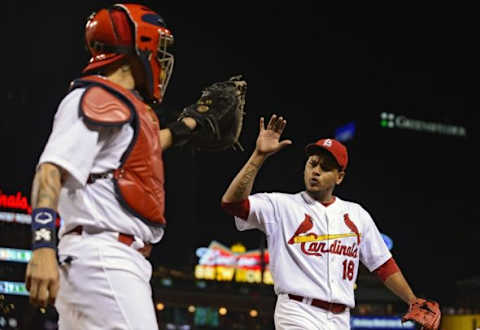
305, 138, 348, 170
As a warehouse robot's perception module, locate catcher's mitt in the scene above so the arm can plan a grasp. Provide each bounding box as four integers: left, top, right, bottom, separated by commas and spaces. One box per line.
178, 75, 246, 151
402, 298, 441, 330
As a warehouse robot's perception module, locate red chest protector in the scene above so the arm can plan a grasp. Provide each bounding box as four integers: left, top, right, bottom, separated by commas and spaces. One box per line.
71, 75, 166, 227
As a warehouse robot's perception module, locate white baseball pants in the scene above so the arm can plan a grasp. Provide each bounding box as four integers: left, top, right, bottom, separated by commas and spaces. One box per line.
274, 293, 350, 330
55, 230, 158, 330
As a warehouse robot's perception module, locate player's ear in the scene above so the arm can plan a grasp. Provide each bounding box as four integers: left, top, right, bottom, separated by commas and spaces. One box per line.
336, 170, 345, 185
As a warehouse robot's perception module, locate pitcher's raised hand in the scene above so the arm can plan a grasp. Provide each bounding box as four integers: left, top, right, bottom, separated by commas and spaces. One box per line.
255, 114, 292, 157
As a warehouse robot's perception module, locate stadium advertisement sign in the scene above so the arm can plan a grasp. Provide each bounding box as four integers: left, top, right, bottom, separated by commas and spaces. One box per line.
195, 241, 273, 285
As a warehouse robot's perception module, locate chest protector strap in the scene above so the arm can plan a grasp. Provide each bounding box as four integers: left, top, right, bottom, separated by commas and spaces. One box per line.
71, 75, 166, 227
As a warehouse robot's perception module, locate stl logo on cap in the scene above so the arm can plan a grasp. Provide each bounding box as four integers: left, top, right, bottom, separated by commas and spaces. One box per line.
323, 139, 333, 147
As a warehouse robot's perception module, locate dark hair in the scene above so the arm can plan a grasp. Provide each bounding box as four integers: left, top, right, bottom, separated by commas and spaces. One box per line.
306, 149, 342, 171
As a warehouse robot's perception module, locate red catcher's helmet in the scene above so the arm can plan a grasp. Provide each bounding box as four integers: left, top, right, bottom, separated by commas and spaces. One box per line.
83, 4, 174, 103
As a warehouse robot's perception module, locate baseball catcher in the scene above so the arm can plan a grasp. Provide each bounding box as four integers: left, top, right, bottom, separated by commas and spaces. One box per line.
25, 3, 247, 329
402, 298, 441, 330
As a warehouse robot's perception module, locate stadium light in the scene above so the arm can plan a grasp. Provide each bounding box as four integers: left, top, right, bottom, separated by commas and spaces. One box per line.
218, 307, 227, 315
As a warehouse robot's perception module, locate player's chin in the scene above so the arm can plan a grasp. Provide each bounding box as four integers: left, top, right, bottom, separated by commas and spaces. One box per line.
305, 183, 323, 192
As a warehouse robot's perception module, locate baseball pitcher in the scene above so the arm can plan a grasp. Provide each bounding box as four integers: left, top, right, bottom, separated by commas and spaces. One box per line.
221, 115, 441, 330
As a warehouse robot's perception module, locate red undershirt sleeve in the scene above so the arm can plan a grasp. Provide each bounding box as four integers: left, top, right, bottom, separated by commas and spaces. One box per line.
374, 257, 400, 282
220, 199, 250, 220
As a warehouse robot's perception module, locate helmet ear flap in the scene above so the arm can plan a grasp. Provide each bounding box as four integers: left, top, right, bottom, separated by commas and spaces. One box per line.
108, 9, 134, 45
133, 52, 154, 98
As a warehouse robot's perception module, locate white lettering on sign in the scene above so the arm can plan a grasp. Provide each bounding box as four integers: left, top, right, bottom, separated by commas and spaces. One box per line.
380, 112, 467, 137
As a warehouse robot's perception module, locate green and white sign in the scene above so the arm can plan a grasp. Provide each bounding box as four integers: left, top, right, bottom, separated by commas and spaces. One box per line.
0, 281, 29, 296
380, 112, 467, 137
0, 248, 31, 263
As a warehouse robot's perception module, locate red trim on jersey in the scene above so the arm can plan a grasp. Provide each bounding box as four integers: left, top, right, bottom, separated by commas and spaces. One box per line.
374, 257, 400, 282
221, 199, 250, 220
344, 213, 361, 244
321, 196, 336, 207
288, 214, 313, 244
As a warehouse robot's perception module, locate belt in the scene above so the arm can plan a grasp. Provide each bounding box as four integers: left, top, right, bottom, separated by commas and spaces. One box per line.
288, 294, 346, 314
66, 225, 152, 258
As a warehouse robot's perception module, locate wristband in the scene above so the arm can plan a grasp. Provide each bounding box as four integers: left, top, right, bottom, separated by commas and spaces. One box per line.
31, 208, 57, 250
167, 120, 194, 147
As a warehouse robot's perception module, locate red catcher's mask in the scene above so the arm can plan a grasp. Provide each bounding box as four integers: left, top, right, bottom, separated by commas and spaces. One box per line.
83, 4, 174, 103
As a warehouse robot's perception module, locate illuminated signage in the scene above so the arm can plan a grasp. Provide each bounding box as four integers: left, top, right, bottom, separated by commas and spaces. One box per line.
0, 211, 61, 227
195, 241, 273, 285
381, 234, 393, 250
380, 112, 467, 137
335, 121, 356, 142
0, 211, 32, 224
0, 281, 29, 296
194, 306, 219, 327
0, 191, 32, 213
195, 236, 393, 285
351, 316, 415, 329
0, 189, 61, 227
0, 248, 32, 263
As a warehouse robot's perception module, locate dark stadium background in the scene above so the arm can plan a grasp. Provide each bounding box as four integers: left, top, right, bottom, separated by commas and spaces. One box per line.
2, 1, 478, 328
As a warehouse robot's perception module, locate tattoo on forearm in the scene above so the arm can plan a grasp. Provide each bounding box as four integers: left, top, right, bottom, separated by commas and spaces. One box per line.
233, 162, 259, 200
30, 174, 40, 207
32, 165, 62, 209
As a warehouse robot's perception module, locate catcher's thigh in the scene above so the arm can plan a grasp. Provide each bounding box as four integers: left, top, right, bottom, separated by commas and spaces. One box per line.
274, 294, 350, 330
55, 233, 158, 330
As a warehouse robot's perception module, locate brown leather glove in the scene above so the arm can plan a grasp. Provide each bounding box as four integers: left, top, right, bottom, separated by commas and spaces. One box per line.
402, 298, 441, 330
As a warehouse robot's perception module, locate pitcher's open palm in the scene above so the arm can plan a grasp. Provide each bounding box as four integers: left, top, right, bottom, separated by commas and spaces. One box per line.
256, 114, 292, 156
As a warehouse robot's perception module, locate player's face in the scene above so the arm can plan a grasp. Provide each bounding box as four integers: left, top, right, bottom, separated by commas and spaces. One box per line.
304, 153, 345, 193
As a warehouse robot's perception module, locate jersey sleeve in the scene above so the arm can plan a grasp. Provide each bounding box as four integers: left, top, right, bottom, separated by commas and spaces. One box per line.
234, 193, 277, 233
358, 207, 392, 272
37, 88, 109, 186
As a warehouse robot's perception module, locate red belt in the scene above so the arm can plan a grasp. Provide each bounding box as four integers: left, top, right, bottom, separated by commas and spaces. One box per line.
288, 294, 346, 314
66, 225, 152, 258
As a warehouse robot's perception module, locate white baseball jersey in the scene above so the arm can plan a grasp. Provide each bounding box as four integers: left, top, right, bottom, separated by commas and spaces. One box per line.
235, 191, 391, 308
38, 87, 164, 243
39, 87, 163, 329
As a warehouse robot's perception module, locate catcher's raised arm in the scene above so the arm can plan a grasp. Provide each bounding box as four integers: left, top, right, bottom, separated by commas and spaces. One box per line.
167, 75, 247, 151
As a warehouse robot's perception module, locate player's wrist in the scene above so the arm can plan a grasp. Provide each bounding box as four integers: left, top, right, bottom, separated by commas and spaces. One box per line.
31, 208, 58, 251
253, 149, 274, 163
167, 120, 194, 147
251, 149, 269, 163
407, 295, 418, 305
32, 247, 58, 257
